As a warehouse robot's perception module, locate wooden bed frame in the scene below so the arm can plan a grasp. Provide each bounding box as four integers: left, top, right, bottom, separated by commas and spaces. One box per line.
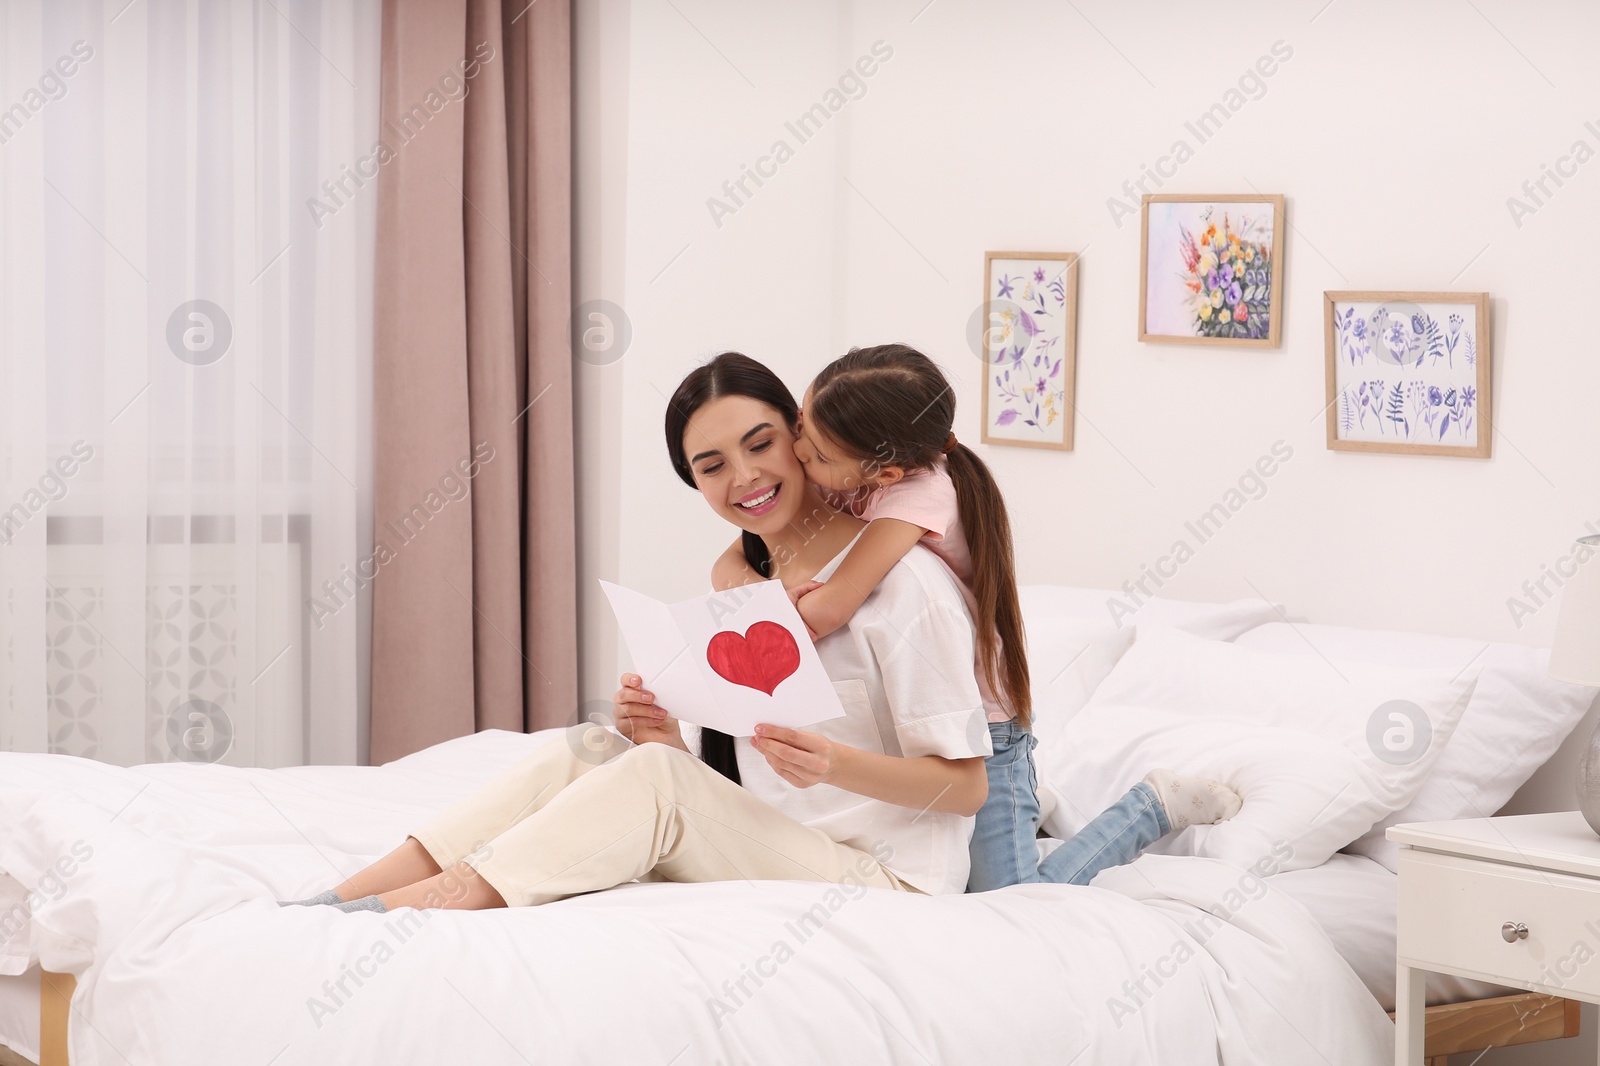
1387, 991, 1581, 1065
0, 971, 1578, 1066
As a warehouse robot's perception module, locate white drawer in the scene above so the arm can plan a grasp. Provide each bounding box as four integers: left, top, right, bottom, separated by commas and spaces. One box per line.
1398, 847, 1600, 998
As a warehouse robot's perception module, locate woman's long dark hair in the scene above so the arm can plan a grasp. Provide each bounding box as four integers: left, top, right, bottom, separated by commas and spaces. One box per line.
807, 343, 1032, 729
664, 351, 801, 784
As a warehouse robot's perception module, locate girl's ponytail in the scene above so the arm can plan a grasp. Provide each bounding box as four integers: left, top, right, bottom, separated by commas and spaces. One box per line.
943, 443, 1032, 729
808, 343, 1032, 728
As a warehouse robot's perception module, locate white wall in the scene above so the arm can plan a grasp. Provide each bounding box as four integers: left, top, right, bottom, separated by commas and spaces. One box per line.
573, 0, 630, 722
832, 0, 1600, 646
576, 0, 854, 703
576, 3, 1600, 1060
579, 0, 1600, 694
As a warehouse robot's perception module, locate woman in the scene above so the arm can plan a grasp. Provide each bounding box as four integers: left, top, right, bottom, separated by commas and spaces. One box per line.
281, 351, 993, 913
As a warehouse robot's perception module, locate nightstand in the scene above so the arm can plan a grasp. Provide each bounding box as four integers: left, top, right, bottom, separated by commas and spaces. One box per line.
1391, 812, 1596, 1065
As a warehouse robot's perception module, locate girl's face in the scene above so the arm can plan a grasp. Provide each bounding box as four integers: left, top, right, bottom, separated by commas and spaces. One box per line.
683, 395, 806, 534
792, 389, 877, 494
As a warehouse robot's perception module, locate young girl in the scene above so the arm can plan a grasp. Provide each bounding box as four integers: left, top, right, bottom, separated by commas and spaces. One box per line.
715, 344, 1241, 891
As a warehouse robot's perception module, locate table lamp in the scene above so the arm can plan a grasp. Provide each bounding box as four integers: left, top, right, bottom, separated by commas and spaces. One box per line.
1551, 535, 1600, 833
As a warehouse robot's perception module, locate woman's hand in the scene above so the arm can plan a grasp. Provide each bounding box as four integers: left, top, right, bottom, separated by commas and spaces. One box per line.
612, 674, 686, 749
751, 724, 839, 788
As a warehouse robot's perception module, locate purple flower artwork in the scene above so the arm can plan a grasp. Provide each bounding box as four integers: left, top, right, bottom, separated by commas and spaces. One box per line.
982, 254, 1078, 450
1328, 295, 1489, 456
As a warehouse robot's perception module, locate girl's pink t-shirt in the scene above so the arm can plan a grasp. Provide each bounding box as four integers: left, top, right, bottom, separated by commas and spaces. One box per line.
825, 461, 1012, 722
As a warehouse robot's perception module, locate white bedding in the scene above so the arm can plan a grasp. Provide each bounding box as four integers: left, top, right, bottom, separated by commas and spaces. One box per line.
0, 966, 39, 1065
0, 853, 1508, 1063
1266, 852, 1511, 1011
0, 728, 1394, 1065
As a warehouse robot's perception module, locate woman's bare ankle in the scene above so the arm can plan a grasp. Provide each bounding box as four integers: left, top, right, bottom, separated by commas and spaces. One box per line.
335, 836, 442, 900
379, 862, 507, 911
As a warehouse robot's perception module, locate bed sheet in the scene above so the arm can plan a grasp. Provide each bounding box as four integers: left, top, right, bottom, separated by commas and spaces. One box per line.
0, 729, 1395, 1065
1267, 851, 1514, 1011
0, 965, 39, 1066
0, 850, 1503, 1061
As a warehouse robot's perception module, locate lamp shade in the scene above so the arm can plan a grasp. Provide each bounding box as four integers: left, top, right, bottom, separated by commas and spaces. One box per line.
1551, 535, 1600, 685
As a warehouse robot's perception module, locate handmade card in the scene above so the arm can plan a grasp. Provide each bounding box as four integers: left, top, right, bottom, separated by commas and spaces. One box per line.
599, 578, 846, 736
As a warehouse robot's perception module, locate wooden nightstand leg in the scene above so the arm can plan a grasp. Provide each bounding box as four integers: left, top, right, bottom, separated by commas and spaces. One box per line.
1395, 962, 1426, 1066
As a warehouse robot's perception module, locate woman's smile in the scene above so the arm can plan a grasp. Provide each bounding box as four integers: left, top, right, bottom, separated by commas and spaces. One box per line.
733, 482, 782, 516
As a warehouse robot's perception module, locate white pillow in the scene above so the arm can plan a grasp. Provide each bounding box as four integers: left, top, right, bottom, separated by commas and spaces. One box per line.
1019, 585, 1281, 641
1022, 616, 1135, 832
1034, 626, 1479, 872
1023, 615, 1136, 736
1235, 622, 1599, 872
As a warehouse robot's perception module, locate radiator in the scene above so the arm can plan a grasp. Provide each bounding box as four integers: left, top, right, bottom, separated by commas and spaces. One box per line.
15, 540, 307, 767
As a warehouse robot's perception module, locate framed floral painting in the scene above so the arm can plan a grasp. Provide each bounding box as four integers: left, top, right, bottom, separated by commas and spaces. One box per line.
1139, 194, 1285, 347
979, 251, 1079, 450
1323, 291, 1491, 458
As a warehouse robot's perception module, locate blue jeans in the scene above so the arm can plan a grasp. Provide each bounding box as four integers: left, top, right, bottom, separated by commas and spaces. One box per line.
966, 718, 1171, 891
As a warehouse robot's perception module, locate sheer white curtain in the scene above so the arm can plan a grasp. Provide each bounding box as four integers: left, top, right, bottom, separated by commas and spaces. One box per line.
0, 0, 378, 767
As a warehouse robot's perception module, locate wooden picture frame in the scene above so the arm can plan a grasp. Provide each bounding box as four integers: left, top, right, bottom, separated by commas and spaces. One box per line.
1138, 193, 1286, 347
978, 251, 1079, 451
1323, 291, 1492, 458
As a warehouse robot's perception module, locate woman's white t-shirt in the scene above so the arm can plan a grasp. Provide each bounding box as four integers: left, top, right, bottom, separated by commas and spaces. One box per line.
730, 536, 992, 895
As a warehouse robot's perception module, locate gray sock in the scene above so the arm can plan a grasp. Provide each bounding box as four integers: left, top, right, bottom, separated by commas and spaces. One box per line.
277, 889, 344, 908
334, 894, 388, 914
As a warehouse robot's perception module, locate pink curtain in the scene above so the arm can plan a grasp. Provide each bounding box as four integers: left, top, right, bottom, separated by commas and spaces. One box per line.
369, 0, 575, 763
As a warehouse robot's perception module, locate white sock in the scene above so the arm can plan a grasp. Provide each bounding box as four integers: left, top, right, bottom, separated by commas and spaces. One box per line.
1144, 769, 1242, 832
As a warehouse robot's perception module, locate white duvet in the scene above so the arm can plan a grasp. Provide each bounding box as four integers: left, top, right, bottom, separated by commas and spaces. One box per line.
0, 729, 1392, 1065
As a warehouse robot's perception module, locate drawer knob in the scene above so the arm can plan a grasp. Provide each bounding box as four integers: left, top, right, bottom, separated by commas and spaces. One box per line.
1502, 921, 1529, 943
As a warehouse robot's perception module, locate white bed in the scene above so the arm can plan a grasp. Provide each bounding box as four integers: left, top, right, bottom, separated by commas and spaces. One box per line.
0, 727, 1396, 1065
1269, 853, 1510, 1010
0, 590, 1592, 1065
0, 964, 39, 1066
0, 854, 1495, 1064
0, 852, 1507, 1065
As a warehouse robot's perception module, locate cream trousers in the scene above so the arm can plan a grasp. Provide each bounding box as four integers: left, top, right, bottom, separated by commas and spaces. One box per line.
408, 725, 916, 908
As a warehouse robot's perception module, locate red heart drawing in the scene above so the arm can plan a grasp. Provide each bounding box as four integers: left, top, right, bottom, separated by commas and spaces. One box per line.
705, 621, 801, 696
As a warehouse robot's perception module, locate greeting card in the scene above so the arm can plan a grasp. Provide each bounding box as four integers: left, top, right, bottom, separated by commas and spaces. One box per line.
599, 579, 846, 736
